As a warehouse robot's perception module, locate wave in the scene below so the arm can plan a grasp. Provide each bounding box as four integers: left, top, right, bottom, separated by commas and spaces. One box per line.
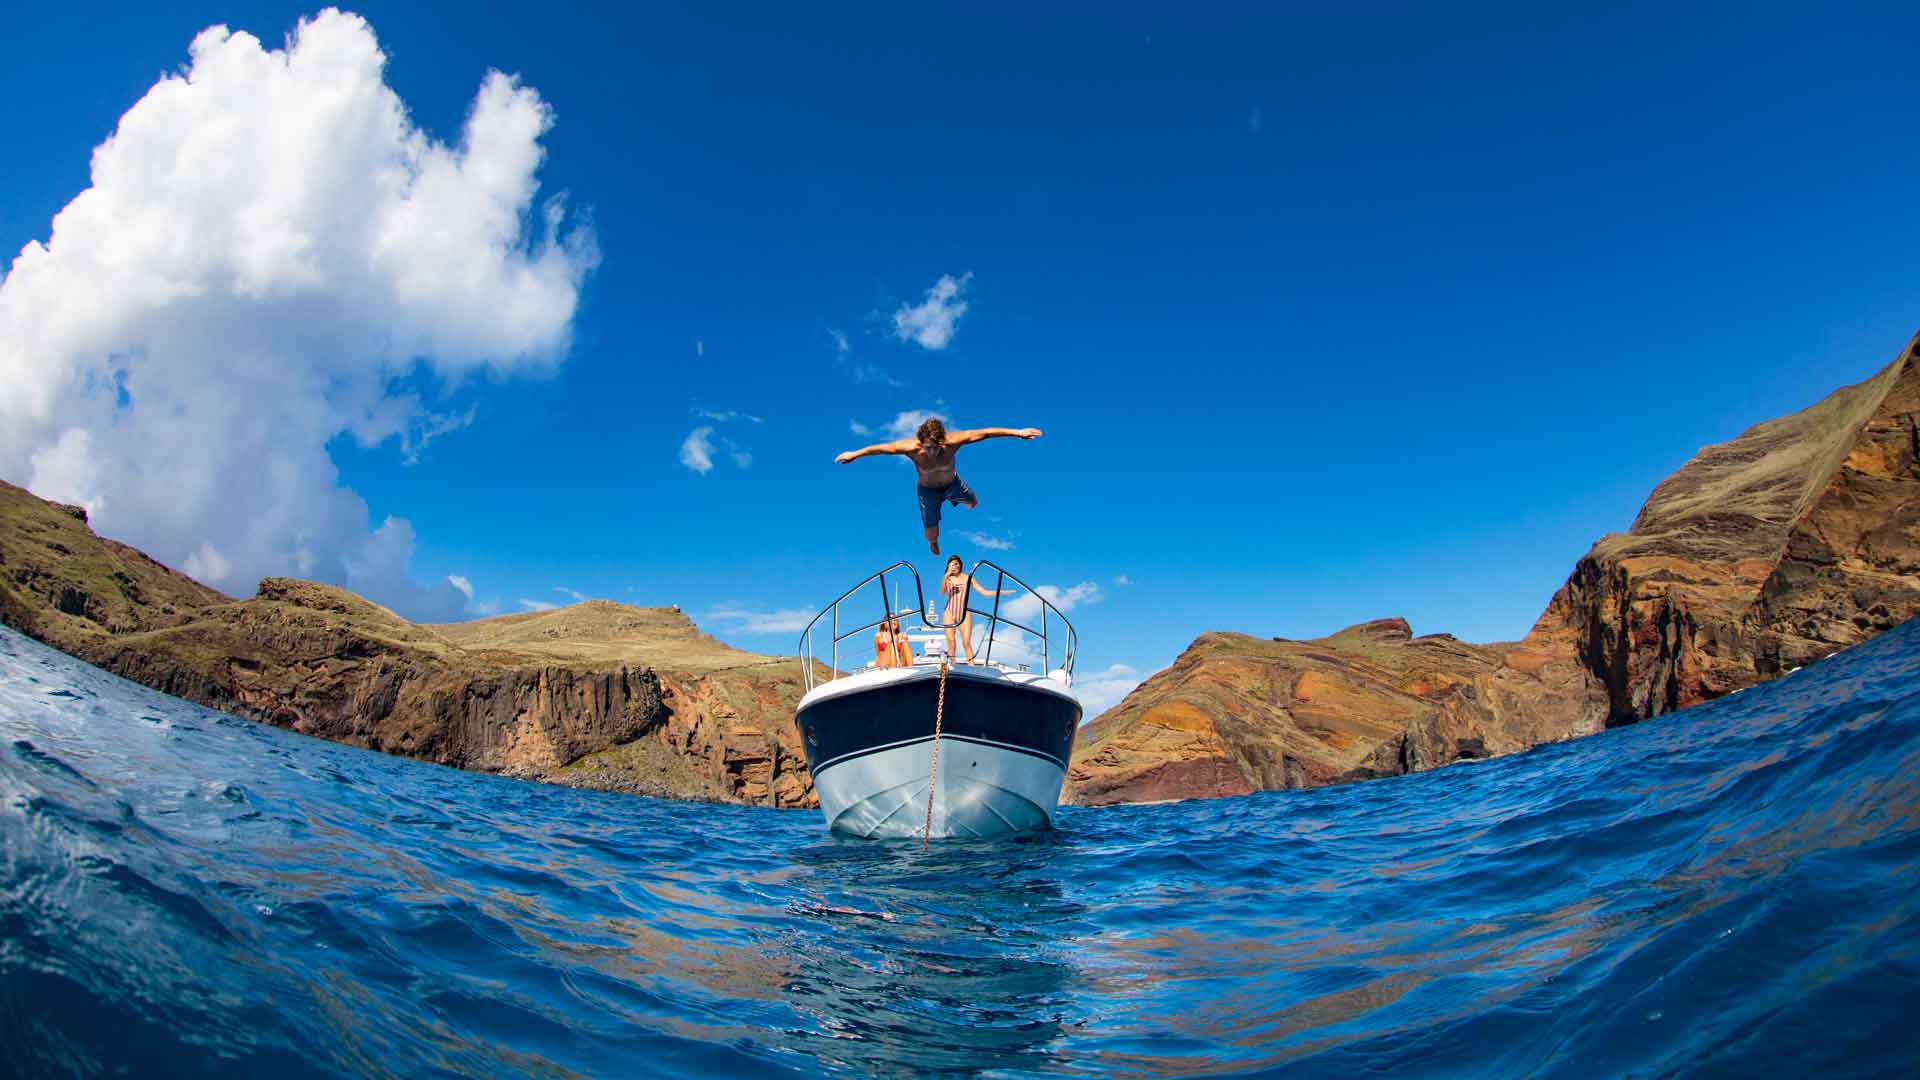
2, 619, 1917, 1077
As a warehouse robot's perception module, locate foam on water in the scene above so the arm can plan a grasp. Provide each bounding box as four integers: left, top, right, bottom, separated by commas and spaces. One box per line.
2, 620, 1918, 1078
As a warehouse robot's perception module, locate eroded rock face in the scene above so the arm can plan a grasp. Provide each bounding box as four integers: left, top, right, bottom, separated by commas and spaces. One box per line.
0, 480, 818, 807
1071, 330, 1920, 805
1066, 621, 1603, 806
1526, 331, 1920, 724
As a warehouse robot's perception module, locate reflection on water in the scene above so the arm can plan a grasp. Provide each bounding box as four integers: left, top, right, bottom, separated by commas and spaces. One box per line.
773, 838, 1082, 1076
2, 619, 1919, 1077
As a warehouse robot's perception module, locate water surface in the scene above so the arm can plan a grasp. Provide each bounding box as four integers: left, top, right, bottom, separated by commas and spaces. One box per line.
2, 621, 1917, 1077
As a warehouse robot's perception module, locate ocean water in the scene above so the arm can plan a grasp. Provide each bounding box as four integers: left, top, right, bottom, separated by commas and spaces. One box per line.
1, 622, 1917, 1080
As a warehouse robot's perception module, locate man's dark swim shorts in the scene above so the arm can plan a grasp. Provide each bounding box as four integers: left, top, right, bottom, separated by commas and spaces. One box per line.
917, 476, 976, 528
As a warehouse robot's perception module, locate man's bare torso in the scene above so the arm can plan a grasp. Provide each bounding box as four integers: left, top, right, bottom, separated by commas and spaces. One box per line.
910, 440, 958, 487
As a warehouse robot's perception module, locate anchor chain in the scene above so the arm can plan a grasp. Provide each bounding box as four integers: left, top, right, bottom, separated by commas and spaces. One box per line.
923, 658, 949, 849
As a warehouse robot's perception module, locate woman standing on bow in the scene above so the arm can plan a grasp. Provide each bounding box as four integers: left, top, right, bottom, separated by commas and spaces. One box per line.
940, 556, 1013, 665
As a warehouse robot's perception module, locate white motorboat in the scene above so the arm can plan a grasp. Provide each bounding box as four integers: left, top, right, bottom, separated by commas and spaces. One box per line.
795, 560, 1081, 839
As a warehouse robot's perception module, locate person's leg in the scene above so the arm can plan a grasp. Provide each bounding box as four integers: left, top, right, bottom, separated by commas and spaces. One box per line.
960, 614, 976, 663
919, 485, 943, 554
949, 476, 979, 511
944, 625, 957, 661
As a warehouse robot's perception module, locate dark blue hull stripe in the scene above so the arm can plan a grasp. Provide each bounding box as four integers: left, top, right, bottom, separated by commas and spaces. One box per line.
797, 675, 1080, 783
811, 732, 1070, 778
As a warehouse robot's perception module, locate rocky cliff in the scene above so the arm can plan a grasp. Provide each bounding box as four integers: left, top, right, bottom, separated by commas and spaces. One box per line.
1071, 330, 1920, 805
1067, 619, 1601, 806
0, 480, 817, 807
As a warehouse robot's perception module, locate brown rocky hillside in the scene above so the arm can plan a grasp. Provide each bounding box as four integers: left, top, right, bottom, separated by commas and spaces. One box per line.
1069, 329, 1920, 805
0, 480, 817, 807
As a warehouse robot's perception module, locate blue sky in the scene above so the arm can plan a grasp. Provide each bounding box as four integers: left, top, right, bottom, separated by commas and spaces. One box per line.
2, 2, 1916, 712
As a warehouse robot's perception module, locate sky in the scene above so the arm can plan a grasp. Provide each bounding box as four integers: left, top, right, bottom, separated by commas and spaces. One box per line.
1, 2, 1916, 717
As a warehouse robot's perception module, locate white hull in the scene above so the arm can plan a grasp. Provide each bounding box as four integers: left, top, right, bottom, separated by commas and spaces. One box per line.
814, 735, 1066, 839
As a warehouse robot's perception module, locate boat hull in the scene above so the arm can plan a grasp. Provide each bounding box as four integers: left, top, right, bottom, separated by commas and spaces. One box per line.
796, 668, 1080, 839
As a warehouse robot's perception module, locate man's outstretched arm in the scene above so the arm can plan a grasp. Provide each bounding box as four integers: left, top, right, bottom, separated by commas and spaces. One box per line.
834, 438, 916, 464
949, 426, 1043, 447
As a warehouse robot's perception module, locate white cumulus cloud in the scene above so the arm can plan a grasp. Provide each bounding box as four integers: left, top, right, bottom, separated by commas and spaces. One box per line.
1074, 663, 1145, 719
1003, 581, 1103, 623
0, 10, 596, 621
891, 273, 971, 350
975, 580, 1102, 672
344, 516, 472, 621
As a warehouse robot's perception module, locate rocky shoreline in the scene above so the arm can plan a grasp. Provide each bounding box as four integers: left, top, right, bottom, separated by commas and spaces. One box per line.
1068, 329, 1920, 804
0, 485, 819, 807
5, 330, 1918, 812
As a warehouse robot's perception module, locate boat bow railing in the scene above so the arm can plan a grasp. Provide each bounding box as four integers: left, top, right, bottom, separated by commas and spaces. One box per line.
799, 561, 929, 692
799, 558, 1077, 692
961, 559, 1077, 680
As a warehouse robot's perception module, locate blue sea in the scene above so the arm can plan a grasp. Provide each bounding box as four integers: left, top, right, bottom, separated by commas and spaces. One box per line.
2, 621, 1917, 1079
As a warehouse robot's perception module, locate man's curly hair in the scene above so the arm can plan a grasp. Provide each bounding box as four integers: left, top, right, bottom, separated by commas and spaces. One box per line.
916, 417, 946, 452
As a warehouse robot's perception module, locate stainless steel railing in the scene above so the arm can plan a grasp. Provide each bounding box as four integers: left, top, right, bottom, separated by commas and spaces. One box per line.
959, 559, 1077, 678
799, 559, 1076, 691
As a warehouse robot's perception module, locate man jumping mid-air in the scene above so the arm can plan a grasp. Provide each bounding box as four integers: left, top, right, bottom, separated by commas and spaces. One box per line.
835, 418, 1042, 554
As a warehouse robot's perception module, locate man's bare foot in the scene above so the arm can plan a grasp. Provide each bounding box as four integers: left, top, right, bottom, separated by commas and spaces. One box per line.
929, 537, 940, 555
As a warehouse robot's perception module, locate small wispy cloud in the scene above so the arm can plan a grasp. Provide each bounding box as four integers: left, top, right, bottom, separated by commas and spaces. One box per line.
892, 272, 971, 350
693, 407, 762, 424
960, 531, 1015, 551
518, 598, 559, 612
850, 407, 948, 441
680, 424, 752, 474
447, 575, 475, 600
851, 361, 902, 386
399, 405, 478, 466
679, 426, 717, 474
708, 605, 816, 634
831, 325, 903, 386
885, 409, 943, 439
1114, 574, 1133, 586
555, 586, 587, 602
